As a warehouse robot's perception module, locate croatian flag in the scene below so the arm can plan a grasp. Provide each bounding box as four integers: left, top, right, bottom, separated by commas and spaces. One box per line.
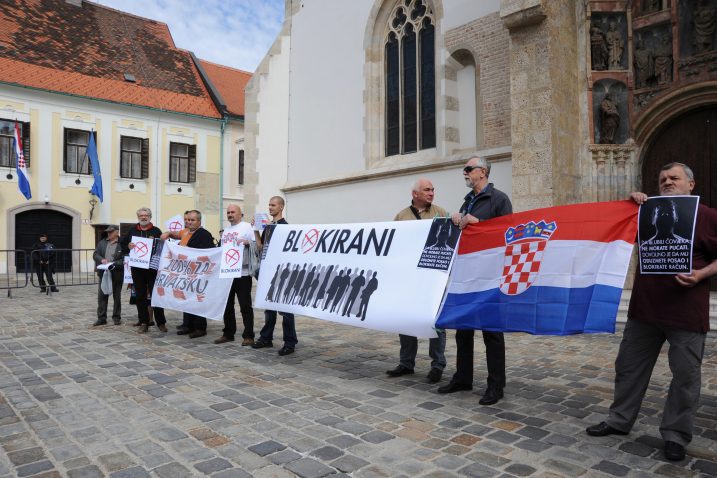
436, 201, 638, 335
13, 122, 31, 200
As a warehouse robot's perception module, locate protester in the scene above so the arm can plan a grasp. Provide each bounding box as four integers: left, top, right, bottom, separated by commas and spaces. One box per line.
252, 196, 298, 356
215, 204, 257, 345
173, 210, 215, 338
92, 225, 124, 326
438, 155, 512, 406
31, 233, 58, 292
161, 211, 193, 332
386, 179, 447, 383
120, 207, 167, 333
586, 162, 717, 461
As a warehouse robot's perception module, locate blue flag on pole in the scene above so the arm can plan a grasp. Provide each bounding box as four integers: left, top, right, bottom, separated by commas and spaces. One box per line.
87, 131, 103, 202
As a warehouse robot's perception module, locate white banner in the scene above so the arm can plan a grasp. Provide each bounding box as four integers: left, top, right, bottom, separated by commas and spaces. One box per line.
219, 223, 254, 278
123, 256, 133, 284
151, 242, 232, 321
255, 219, 458, 338
128, 236, 153, 269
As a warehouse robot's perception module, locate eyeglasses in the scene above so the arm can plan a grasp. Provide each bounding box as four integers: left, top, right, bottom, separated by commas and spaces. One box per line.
463, 166, 482, 174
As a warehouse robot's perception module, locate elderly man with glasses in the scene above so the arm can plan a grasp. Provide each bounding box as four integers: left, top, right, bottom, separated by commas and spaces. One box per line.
438, 155, 512, 406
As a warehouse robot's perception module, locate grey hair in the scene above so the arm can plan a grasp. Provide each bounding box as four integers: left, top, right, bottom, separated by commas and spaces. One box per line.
136, 207, 152, 218
412, 178, 432, 192
188, 210, 202, 221
661, 162, 694, 181
460, 153, 491, 177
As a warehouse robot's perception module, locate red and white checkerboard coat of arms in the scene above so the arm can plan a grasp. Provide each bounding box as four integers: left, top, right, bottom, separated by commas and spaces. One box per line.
499, 220, 557, 295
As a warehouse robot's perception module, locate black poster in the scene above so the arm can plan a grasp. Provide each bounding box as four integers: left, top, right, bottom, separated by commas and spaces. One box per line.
417, 218, 460, 271
638, 195, 699, 274
149, 239, 165, 270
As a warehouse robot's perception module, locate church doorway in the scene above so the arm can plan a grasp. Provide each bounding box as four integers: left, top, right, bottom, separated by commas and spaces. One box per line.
641, 106, 717, 206
15, 209, 73, 273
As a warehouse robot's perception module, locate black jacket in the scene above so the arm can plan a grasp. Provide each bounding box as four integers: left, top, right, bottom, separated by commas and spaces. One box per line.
31, 241, 55, 264
93, 239, 124, 274
186, 227, 215, 249
120, 224, 163, 256
459, 183, 513, 220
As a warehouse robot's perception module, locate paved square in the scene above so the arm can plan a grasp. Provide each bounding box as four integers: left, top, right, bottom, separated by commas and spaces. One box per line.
0, 286, 715, 477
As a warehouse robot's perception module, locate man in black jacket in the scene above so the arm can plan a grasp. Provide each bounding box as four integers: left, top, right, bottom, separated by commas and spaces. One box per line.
177, 210, 215, 338
438, 155, 513, 406
93, 225, 124, 326
31, 233, 58, 293
120, 207, 167, 333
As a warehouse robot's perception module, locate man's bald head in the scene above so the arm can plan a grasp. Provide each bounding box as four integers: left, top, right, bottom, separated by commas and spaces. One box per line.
226, 204, 243, 226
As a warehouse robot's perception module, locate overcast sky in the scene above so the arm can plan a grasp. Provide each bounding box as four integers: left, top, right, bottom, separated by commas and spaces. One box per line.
94, 0, 284, 72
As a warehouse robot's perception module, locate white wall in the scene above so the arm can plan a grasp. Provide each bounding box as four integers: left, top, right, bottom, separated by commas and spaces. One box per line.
287, 1, 373, 184
255, 35, 292, 216
443, 0, 500, 30
286, 160, 512, 224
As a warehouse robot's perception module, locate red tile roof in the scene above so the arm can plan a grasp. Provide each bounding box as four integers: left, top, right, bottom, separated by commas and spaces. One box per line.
0, 0, 221, 118
199, 59, 252, 118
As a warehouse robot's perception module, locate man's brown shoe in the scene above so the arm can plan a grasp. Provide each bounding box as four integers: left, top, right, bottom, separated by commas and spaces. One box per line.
241, 338, 255, 346
158, 324, 168, 333
138, 324, 149, 334
214, 336, 234, 344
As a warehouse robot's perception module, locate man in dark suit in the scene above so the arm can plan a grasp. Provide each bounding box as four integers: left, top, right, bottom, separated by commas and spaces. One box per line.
176, 210, 215, 338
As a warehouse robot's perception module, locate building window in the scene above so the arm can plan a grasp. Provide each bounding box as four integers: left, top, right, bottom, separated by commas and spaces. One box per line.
385, 0, 435, 156
238, 150, 244, 185
120, 136, 149, 179
0, 119, 30, 168
169, 142, 196, 183
64, 128, 94, 175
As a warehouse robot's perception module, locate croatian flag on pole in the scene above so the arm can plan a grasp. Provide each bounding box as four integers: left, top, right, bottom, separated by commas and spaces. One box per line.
13, 122, 31, 200
436, 201, 638, 335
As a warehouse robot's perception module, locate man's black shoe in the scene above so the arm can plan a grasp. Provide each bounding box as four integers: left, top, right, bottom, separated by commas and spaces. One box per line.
479, 388, 504, 405
50, 288, 59, 292
437, 381, 472, 394
177, 329, 193, 335
251, 340, 273, 349
278, 346, 295, 356
664, 441, 685, 461
189, 330, 207, 339
40, 288, 46, 293
92, 320, 107, 326
586, 421, 629, 437
426, 368, 443, 383
386, 365, 414, 377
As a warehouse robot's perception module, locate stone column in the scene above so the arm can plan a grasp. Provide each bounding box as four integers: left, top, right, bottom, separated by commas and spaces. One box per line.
501, 0, 583, 211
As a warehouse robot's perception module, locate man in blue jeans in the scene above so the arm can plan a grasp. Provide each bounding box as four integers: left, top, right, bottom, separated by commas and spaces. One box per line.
253, 196, 298, 356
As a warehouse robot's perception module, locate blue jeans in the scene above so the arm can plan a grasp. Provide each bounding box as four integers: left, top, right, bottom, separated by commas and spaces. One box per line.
398, 330, 446, 371
259, 310, 298, 347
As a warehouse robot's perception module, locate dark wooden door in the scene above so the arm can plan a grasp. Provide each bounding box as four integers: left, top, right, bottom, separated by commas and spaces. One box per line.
15, 210, 73, 272
642, 107, 717, 206
642, 106, 717, 289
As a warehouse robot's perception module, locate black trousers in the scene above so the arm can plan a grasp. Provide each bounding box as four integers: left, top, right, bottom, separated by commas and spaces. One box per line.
36, 263, 56, 289
184, 313, 206, 332
97, 270, 123, 322
452, 329, 505, 390
223, 276, 254, 339
130, 267, 166, 325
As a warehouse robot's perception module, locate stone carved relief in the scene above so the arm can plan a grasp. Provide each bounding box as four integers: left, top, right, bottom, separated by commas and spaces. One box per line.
590, 14, 628, 70
679, 0, 716, 58
642, 0, 662, 14
593, 80, 629, 144
588, 144, 639, 202
633, 24, 673, 89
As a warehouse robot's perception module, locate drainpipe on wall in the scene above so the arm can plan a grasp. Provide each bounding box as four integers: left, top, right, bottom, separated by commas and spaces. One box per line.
219, 116, 227, 233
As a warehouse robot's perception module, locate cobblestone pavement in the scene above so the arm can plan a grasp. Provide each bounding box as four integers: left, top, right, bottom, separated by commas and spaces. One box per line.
0, 286, 716, 478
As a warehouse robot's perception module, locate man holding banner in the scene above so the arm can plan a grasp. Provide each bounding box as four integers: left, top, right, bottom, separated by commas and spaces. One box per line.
438, 155, 512, 406
386, 179, 447, 383
252, 196, 298, 355
216, 204, 256, 345
120, 207, 167, 333
587, 163, 717, 461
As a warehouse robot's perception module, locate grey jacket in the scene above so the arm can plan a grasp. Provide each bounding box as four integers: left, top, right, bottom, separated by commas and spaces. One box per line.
93, 239, 124, 274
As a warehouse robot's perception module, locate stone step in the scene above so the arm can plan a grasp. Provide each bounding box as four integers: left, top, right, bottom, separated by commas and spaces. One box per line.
617, 290, 717, 330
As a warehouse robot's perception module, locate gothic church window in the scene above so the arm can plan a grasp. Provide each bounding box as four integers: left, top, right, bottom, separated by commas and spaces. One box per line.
385, 0, 435, 156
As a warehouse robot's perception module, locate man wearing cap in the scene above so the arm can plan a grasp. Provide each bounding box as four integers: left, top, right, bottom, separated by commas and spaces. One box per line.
92, 226, 124, 325
31, 233, 58, 293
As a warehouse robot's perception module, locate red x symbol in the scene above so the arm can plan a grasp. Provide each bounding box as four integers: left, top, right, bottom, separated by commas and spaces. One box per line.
169, 221, 182, 232
225, 248, 240, 267
134, 242, 149, 258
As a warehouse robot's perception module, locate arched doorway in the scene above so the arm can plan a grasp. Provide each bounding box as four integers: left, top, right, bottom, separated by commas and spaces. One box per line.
15, 209, 73, 272
641, 106, 717, 206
